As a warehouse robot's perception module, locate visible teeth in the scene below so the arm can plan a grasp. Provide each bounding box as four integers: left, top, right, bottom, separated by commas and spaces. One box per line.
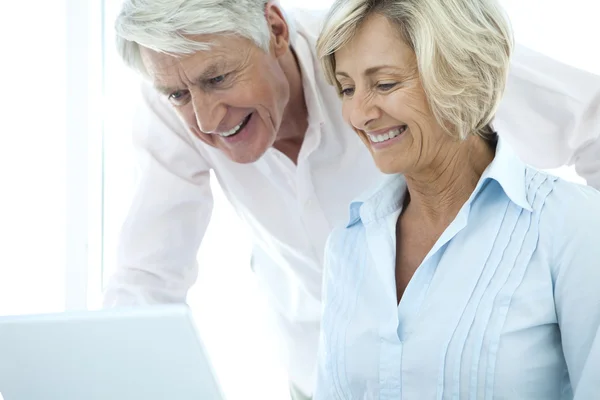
219, 118, 246, 137
367, 126, 406, 143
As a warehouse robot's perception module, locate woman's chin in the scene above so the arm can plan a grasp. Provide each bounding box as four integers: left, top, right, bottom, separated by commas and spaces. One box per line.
375, 160, 407, 175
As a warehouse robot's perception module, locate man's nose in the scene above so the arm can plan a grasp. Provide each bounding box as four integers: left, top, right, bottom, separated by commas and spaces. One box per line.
191, 92, 227, 134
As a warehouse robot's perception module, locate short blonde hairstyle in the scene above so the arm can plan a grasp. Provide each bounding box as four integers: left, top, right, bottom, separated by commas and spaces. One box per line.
316, 0, 514, 140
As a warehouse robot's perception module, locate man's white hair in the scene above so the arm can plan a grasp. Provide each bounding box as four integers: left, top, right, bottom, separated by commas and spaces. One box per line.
317, 0, 514, 141
115, 0, 286, 77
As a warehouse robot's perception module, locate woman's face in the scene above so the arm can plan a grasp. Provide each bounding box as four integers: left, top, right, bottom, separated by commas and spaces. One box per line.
334, 14, 451, 175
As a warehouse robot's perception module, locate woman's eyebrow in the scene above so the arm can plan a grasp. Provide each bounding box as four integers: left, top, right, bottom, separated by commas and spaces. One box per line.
336, 65, 411, 78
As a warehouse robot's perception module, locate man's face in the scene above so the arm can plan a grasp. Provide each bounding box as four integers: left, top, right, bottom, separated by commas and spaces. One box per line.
140, 12, 291, 163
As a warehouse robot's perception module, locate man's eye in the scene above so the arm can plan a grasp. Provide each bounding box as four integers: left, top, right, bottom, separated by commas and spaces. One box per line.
208, 74, 227, 85
168, 90, 190, 105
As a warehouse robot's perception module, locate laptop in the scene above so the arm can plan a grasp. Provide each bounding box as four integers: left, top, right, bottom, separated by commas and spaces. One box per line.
0, 304, 225, 400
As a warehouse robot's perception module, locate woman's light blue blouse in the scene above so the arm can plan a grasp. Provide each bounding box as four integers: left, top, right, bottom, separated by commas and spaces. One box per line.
315, 140, 600, 400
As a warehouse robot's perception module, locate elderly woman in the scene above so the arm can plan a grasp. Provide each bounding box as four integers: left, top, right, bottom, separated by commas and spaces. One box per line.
314, 0, 600, 398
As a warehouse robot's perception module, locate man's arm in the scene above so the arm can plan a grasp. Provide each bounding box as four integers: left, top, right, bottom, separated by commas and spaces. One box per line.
103, 83, 213, 306
495, 43, 600, 189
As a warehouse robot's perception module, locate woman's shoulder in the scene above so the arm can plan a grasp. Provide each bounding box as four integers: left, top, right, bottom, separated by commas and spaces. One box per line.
524, 167, 600, 220
526, 167, 600, 271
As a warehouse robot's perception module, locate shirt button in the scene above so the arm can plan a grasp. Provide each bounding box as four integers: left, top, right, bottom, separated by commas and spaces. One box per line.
305, 199, 313, 208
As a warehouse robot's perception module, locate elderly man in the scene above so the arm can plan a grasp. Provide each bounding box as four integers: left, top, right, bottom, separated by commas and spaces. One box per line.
105, 0, 600, 398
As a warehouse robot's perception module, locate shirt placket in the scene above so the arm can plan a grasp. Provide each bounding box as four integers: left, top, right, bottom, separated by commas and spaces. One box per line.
296, 124, 332, 269
364, 215, 404, 399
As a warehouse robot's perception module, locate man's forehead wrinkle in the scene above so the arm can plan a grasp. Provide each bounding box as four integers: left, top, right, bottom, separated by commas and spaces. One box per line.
159, 54, 203, 91
147, 53, 179, 79
148, 45, 235, 94
179, 65, 196, 88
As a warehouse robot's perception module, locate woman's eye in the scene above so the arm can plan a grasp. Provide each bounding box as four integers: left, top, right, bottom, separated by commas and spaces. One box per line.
377, 82, 397, 91
340, 87, 355, 97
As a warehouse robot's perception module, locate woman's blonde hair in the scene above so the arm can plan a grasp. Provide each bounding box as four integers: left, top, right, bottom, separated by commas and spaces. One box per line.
316, 0, 514, 140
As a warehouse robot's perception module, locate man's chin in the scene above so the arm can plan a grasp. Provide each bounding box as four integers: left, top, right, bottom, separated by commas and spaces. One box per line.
224, 135, 276, 164
226, 147, 270, 164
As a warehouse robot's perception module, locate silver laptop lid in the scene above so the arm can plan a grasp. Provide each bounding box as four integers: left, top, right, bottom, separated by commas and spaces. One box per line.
0, 305, 225, 400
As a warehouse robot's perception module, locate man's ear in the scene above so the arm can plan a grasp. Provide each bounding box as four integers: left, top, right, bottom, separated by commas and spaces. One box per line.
265, 3, 290, 57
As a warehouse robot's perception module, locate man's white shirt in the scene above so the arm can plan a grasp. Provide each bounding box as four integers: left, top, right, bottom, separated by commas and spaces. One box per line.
103, 8, 600, 396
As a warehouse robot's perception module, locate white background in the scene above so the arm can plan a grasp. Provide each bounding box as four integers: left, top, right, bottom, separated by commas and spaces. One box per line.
0, 0, 598, 399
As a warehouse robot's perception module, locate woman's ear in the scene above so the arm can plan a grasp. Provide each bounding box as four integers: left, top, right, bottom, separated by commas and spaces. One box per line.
265, 3, 290, 57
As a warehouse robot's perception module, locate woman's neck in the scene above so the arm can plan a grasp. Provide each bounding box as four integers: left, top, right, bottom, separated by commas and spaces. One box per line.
403, 135, 496, 228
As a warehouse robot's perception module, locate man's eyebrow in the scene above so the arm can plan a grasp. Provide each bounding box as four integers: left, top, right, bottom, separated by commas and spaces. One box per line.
196, 62, 223, 81
155, 84, 179, 95
154, 61, 228, 94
